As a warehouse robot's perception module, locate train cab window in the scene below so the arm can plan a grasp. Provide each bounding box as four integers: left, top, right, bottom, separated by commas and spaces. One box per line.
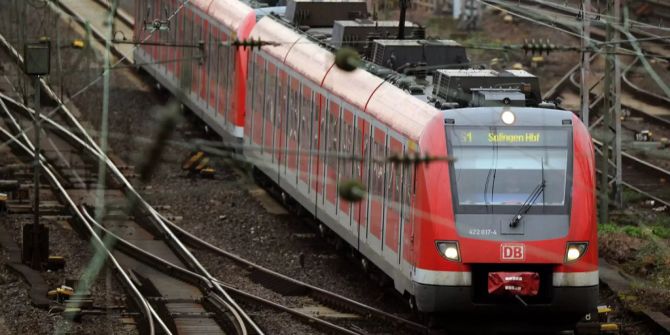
447, 127, 571, 213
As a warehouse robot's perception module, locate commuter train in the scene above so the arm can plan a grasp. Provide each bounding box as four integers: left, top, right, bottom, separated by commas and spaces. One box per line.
133, 0, 598, 329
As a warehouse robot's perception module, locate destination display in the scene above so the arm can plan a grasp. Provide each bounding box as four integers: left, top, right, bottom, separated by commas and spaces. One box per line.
448, 127, 569, 147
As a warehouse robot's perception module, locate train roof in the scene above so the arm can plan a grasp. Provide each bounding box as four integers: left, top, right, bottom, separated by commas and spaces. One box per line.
191, 0, 254, 30
247, 0, 547, 110
250, 16, 441, 139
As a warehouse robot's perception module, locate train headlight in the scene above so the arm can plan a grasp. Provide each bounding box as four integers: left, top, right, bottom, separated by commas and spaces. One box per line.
501, 110, 516, 125
565, 242, 588, 262
436, 241, 461, 262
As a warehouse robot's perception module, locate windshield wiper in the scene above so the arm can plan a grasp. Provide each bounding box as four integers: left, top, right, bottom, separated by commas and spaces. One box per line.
509, 180, 545, 228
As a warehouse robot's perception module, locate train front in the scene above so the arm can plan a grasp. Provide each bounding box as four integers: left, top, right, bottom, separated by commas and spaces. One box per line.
412, 106, 598, 329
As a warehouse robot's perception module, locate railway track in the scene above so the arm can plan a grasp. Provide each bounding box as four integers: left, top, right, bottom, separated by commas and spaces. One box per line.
0, 55, 429, 335
493, 0, 670, 208
0, 2, 430, 334
0, 54, 258, 335
0, 12, 260, 331
483, 0, 670, 59
4, 0, 666, 334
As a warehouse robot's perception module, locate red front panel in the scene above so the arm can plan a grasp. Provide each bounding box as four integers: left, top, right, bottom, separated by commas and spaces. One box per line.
412, 114, 597, 274
412, 115, 461, 271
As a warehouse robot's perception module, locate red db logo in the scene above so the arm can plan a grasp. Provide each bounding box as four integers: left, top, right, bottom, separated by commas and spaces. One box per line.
501, 244, 525, 260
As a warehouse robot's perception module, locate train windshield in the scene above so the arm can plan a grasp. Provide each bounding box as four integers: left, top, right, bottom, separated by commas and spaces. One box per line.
447, 126, 571, 211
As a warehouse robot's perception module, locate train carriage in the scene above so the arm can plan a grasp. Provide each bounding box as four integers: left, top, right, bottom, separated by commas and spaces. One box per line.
245, 17, 440, 297
134, 0, 255, 138
245, 17, 597, 328
133, 1, 599, 330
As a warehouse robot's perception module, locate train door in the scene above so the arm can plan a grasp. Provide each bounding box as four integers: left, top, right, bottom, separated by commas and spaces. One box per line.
355, 118, 370, 246
207, 25, 218, 114
175, 5, 183, 83
275, 69, 289, 179
192, 13, 202, 98
298, 85, 312, 190
159, 0, 170, 74
325, 100, 340, 212
179, 8, 193, 91
249, 55, 264, 146
369, 127, 386, 248
286, 77, 300, 180
225, 36, 235, 127
199, 19, 209, 102
312, 92, 326, 205
263, 62, 277, 161
167, 0, 177, 77
339, 109, 354, 228
217, 32, 230, 121
385, 137, 403, 255
402, 143, 417, 268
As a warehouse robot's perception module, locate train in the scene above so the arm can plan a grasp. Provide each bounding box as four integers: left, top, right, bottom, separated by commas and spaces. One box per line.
133, 0, 598, 330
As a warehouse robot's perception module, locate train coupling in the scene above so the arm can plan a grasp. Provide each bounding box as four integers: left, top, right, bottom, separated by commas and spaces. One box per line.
575, 305, 620, 334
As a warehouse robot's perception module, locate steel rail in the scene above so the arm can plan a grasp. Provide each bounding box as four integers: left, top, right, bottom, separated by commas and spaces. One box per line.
78, 206, 368, 335
0, 91, 428, 334
0, 22, 261, 332
0, 91, 255, 334
155, 212, 430, 333
0, 104, 170, 335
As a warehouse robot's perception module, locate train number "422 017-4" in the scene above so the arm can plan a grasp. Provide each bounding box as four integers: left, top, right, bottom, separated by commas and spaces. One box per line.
468, 229, 498, 236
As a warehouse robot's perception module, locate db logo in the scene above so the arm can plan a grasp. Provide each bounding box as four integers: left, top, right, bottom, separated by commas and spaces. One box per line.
501, 244, 525, 260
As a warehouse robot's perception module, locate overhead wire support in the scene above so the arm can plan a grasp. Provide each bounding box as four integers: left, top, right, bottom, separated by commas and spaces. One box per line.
600, 0, 623, 224
580, 0, 592, 128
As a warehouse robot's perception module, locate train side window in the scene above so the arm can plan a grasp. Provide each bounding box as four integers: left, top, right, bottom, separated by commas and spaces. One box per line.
218, 32, 230, 116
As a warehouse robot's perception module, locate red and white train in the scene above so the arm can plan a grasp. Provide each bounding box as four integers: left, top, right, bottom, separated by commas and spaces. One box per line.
134, 0, 598, 329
